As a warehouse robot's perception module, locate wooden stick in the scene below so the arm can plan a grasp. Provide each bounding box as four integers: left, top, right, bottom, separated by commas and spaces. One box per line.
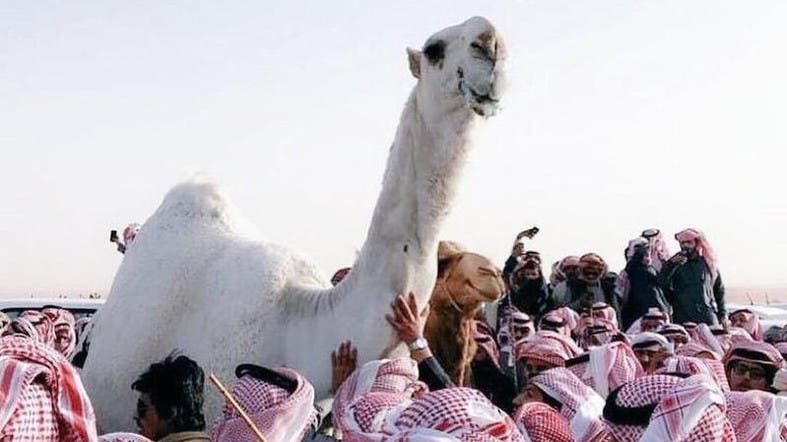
209, 372, 269, 442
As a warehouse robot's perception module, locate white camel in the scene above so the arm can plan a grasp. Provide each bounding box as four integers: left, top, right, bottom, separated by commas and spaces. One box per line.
82, 16, 507, 431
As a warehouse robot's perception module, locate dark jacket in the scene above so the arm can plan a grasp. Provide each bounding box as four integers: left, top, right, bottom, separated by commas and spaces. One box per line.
503, 277, 552, 323
658, 257, 725, 325
621, 261, 670, 330
553, 273, 621, 317
471, 359, 517, 415
503, 256, 519, 284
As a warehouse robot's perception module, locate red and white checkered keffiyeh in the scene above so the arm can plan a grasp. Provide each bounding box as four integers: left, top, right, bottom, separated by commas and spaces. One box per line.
530, 367, 608, 442
549, 307, 580, 336
510, 311, 534, 339
566, 341, 644, 399
515, 331, 582, 367
43, 308, 77, 359
683, 321, 698, 336
640, 373, 734, 441
693, 323, 725, 355
538, 312, 569, 337
730, 309, 764, 341
723, 340, 786, 370
658, 356, 730, 392
3, 311, 55, 347
512, 402, 572, 442
626, 308, 669, 335
333, 358, 420, 440
210, 368, 317, 442
382, 387, 524, 441
675, 228, 718, 281
725, 390, 787, 442
676, 341, 722, 361
98, 433, 152, 442
0, 380, 60, 439
578, 318, 618, 350
474, 321, 501, 369
658, 324, 690, 342
0, 335, 98, 441
710, 331, 734, 354
631, 331, 674, 357
728, 326, 755, 344
591, 302, 618, 330
625, 318, 642, 335
510, 311, 531, 326
604, 374, 734, 441
603, 374, 682, 440
123, 223, 141, 247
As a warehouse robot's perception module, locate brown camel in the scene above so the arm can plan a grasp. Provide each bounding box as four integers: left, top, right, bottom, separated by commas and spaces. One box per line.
424, 241, 504, 386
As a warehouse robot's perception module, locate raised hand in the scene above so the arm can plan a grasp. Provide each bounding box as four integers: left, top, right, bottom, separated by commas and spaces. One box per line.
386, 292, 429, 345
331, 340, 357, 394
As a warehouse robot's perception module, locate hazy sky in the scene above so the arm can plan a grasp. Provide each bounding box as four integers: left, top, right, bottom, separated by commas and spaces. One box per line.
2, 1, 786, 297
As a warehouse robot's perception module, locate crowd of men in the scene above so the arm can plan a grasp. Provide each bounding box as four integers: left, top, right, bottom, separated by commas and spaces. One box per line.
2, 226, 787, 441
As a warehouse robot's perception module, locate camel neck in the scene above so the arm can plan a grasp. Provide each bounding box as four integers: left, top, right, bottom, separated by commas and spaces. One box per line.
346, 90, 475, 298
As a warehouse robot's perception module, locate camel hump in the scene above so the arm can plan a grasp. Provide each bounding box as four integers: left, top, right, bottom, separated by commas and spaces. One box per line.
147, 176, 260, 238
156, 177, 232, 220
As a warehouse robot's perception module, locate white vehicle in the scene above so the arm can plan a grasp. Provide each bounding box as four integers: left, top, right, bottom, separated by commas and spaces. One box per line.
0, 298, 105, 320
726, 302, 787, 330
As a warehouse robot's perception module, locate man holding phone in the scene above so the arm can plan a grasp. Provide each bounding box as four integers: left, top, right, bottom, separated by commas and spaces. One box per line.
658, 228, 726, 326
502, 227, 539, 283
110, 223, 140, 254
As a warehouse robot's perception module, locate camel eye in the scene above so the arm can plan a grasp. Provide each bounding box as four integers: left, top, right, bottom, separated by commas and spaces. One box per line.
470, 42, 492, 61
423, 40, 445, 65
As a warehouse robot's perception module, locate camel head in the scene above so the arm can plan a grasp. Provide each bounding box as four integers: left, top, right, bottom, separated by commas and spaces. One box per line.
407, 16, 507, 118
434, 241, 504, 312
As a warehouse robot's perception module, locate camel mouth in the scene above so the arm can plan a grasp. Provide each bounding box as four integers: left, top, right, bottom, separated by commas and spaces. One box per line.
462, 84, 500, 117
467, 86, 499, 105
470, 102, 498, 117
467, 280, 503, 302
457, 65, 502, 117
480, 290, 502, 302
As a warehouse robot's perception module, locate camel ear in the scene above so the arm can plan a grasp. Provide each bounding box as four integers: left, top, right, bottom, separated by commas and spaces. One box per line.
407, 48, 421, 79
438, 241, 465, 260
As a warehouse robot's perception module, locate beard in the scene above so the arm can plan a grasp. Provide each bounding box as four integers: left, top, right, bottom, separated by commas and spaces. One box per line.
517, 276, 541, 288
681, 246, 696, 256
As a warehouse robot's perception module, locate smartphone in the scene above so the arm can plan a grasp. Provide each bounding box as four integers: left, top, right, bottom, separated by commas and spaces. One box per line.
110, 230, 118, 243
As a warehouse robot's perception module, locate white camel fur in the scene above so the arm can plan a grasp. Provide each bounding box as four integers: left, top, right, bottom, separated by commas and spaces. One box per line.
82, 16, 507, 431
